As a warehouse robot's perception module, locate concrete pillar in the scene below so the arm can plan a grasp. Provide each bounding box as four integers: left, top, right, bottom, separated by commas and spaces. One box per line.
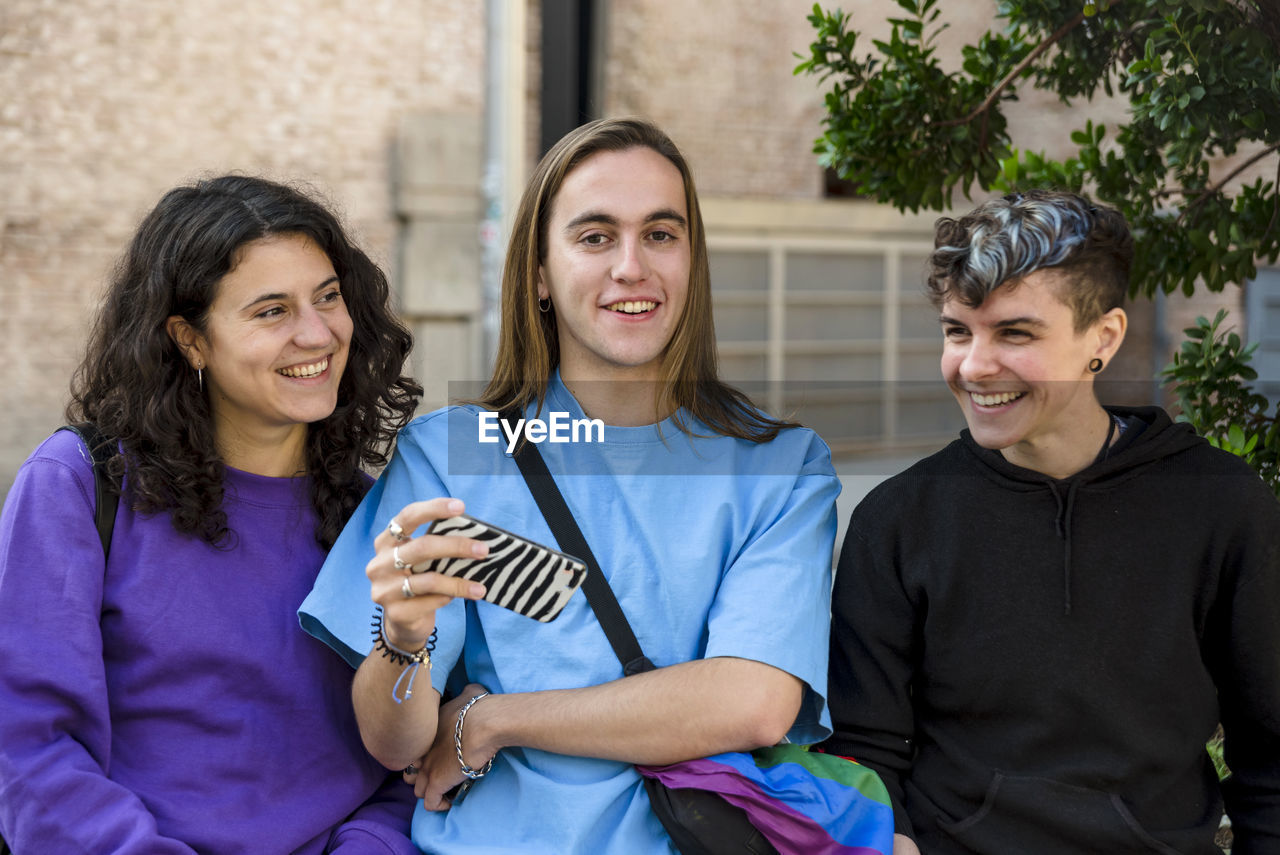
394, 112, 486, 412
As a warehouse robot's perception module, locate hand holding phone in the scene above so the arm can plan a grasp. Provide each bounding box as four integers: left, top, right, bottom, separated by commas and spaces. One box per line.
416, 515, 587, 622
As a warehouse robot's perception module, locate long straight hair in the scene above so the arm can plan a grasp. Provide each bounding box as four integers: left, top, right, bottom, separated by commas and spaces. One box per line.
478, 117, 793, 441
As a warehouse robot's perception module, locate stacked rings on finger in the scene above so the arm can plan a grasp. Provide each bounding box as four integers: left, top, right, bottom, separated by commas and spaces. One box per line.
393, 545, 414, 573
387, 518, 409, 542
402, 576, 416, 599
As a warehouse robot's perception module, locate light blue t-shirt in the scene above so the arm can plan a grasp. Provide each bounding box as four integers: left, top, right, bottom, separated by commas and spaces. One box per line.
300, 374, 839, 855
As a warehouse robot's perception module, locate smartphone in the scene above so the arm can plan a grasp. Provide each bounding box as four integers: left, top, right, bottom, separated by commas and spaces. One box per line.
416, 514, 588, 622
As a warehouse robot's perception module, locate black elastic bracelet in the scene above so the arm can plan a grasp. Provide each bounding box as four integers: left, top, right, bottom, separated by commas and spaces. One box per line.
370, 608, 437, 667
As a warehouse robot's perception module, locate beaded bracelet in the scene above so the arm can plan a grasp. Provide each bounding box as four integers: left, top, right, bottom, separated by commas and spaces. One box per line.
371, 608, 437, 704
454, 692, 494, 781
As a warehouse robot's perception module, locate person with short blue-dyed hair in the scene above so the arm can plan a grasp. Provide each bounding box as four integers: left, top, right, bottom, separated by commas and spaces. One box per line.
825, 189, 1280, 855
300, 117, 840, 854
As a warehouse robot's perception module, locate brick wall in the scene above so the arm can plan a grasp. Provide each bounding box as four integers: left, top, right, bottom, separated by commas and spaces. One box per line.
597, 1, 1014, 199
2, 0, 1262, 500
0, 0, 483, 498
596, 0, 1248, 399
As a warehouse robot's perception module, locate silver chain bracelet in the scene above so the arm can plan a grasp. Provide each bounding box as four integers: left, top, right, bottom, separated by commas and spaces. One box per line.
454, 692, 494, 780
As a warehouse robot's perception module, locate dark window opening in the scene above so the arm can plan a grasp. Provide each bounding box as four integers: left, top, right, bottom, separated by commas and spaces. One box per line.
539, 0, 601, 158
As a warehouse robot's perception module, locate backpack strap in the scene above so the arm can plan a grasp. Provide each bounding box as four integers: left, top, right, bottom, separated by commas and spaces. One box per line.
57, 423, 120, 557
500, 407, 655, 677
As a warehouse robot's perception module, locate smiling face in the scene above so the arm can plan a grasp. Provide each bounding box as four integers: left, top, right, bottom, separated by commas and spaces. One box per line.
169, 234, 352, 464
940, 269, 1126, 473
537, 146, 691, 385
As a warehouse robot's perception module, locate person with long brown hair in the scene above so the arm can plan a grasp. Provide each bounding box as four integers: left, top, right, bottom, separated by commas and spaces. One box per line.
300, 118, 840, 853
0, 175, 423, 853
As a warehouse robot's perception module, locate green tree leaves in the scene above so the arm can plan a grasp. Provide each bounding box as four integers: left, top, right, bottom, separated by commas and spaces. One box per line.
1163, 310, 1280, 494
795, 0, 1280, 300
794, 1, 1025, 213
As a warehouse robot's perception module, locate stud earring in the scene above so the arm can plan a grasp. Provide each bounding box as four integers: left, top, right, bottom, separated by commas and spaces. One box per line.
1088, 358, 1104, 374
538, 297, 551, 313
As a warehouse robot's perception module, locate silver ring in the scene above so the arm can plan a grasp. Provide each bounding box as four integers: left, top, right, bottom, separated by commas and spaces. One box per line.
401, 576, 416, 599
387, 519, 409, 542
393, 545, 414, 573
404, 763, 419, 775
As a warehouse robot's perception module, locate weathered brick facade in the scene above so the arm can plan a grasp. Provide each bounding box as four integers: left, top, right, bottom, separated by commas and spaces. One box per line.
1, 0, 484, 495
1, 0, 1257, 498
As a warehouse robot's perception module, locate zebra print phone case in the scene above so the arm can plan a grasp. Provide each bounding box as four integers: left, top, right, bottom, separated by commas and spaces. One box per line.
417, 515, 588, 622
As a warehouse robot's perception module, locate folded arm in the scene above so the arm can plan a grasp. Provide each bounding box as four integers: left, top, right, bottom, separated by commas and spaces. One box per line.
410, 657, 802, 809
474, 657, 799, 762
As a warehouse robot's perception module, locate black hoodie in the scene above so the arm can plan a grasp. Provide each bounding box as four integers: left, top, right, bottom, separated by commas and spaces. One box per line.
826, 407, 1280, 855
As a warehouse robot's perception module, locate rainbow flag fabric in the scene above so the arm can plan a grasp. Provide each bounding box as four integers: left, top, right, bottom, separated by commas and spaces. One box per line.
638, 745, 895, 855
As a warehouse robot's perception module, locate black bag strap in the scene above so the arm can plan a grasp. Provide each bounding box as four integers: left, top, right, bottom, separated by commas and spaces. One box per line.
57, 423, 119, 557
501, 408, 655, 677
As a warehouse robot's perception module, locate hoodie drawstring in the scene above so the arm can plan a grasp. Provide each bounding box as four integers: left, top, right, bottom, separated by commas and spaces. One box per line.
1047, 480, 1081, 615
1045, 416, 1123, 616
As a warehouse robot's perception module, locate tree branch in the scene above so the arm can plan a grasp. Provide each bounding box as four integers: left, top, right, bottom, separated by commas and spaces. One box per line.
1264, 152, 1280, 242
1178, 141, 1280, 224
936, 9, 1092, 129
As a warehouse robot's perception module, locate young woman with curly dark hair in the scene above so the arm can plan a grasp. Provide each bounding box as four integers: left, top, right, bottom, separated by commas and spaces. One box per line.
0, 175, 424, 854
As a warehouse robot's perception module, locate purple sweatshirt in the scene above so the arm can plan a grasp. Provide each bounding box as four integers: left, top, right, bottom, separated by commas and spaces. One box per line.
0, 430, 417, 854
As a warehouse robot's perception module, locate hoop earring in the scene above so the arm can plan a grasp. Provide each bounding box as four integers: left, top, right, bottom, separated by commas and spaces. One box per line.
538, 298, 551, 313
1088, 358, 1104, 374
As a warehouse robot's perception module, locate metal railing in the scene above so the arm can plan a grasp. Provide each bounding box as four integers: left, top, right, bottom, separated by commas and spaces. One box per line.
704, 200, 963, 454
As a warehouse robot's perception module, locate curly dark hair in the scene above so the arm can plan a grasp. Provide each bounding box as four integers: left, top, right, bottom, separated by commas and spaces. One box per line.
67, 175, 421, 549
926, 189, 1133, 332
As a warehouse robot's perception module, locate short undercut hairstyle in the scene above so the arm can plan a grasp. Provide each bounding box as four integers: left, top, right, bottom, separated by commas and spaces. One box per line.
926, 190, 1134, 331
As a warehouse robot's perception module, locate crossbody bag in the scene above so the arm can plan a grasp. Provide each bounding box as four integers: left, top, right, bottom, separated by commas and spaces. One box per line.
503, 418, 894, 855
